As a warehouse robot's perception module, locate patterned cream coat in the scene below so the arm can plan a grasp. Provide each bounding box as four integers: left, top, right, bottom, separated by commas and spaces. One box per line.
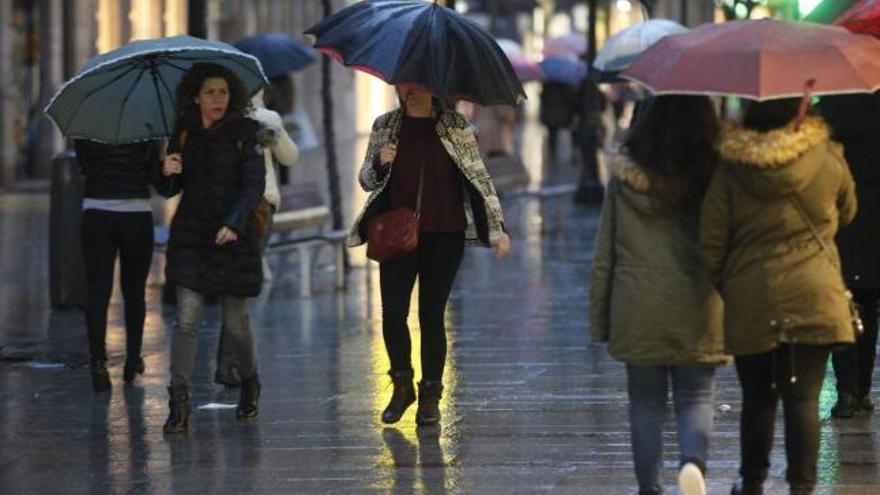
348, 108, 506, 248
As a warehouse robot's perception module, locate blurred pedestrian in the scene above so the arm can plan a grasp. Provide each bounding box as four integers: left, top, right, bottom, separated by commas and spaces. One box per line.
214, 89, 300, 388
156, 63, 266, 434
700, 99, 858, 495
818, 93, 880, 419
591, 96, 728, 495
75, 138, 160, 392
349, 86, 510, 427
539, 81, 578, 161
573, 80, 607, 204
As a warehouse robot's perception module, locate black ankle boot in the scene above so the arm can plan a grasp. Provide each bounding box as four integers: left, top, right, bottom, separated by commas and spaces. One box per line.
237, 375, 261, 419
381, 369, 416, 424
831, 392, 857, 418
731, 478, 763, 495
163, 385, 190, 434
90, 359, 111, 392
123, 357, 145, 383
415, 380, 444, 426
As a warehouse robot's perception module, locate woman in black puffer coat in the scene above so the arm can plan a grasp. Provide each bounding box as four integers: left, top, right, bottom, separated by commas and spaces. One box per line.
155, 63, 265, 434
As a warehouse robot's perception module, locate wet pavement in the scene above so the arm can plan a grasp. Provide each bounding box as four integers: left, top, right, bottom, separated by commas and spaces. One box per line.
1, 123, 879, 494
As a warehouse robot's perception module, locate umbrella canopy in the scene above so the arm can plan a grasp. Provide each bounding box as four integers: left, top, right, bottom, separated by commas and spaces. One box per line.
305, 0, 525, 106
46, 35, 267, 145
539, 55, 588, 85
835, 0, 880, 35
496, 38, 544, 82
543, 33, 587, 57
621, 19, 880, 101
594, 19, 688, 73
235, 33, 318, 79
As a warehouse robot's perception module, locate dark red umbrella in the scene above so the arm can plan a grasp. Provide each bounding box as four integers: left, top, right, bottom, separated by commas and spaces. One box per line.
621, 19, 880, 101
835, 0, 880, 35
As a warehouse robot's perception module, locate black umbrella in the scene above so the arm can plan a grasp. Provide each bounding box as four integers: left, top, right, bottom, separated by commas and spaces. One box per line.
304, 0, 526, 106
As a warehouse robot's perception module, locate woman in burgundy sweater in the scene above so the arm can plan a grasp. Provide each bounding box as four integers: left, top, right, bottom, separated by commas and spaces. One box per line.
351, 86, 510, 426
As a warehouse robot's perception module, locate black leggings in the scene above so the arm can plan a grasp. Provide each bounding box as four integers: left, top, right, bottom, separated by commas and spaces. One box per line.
81, 209, 154, 362
735, 344, 832, 490
379, 232, 465, 381
832, 289, 879, 397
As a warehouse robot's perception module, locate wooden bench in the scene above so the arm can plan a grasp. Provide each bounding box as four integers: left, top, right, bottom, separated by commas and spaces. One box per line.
266, 182, 347, 298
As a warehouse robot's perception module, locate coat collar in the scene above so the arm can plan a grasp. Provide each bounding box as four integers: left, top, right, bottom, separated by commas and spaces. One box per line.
719, 116, 831, 168
611, 152, 653, 192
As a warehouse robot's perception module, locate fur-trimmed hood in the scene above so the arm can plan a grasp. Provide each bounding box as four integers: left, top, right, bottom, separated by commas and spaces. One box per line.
609, 152, 677, 216
720, 116, 842, 198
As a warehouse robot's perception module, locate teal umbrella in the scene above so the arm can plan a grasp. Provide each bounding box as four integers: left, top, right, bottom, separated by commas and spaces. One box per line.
45, 35, 268, 145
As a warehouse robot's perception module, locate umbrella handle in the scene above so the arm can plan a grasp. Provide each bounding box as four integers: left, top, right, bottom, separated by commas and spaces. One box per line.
793, 79, 816, 131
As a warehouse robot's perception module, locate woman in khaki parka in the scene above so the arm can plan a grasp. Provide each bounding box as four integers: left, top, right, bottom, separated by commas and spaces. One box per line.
591, 96, 728, 495
699, 99, 857, 495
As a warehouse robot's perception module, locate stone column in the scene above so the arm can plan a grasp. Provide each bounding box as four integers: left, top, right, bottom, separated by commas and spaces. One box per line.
64, 0, 97, 79
0, 1, 15, 187
34, 0, 65, 179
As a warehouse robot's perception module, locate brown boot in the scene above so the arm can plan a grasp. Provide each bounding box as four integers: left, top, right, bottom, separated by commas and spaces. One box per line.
415, 380, 444, 426
382, 369, 416, 424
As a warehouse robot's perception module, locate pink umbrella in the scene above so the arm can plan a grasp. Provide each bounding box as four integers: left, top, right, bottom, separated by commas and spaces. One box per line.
496, 38, 545, 82
621, 19, 880, 101
543, 33, 587, 57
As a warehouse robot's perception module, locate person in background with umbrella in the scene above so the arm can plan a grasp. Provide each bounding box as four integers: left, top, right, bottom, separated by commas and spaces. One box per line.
539, 80, 579, 162
591, 96, 727, 495
156, 63, 266, 434
75, 138, 161, 392
700, 99, 857, 495
348, 86, 510, 427
214, 88, 299, 388
818, 94, 880, 419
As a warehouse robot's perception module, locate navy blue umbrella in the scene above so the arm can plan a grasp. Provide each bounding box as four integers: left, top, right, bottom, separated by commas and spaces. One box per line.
305, 0, 525, 106
235, 33, 318, 79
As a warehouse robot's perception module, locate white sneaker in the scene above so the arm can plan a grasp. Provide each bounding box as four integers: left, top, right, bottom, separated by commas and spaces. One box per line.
678, 462, 706, 495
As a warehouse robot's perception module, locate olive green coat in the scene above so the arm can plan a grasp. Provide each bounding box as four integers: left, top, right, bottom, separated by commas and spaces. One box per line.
700, 116, 858, 356
590, 153, 729, 367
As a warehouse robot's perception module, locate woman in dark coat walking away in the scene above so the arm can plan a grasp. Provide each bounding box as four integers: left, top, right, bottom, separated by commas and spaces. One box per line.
700, 99, 857, 495
76, 138, 160, 392
591, 96, 728, 495
155, 63, 265, 434
819, 93, 880, 418
349, 86, 510, 427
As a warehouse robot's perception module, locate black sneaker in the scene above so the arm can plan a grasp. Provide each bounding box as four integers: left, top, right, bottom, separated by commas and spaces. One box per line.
857, 394, 875, 413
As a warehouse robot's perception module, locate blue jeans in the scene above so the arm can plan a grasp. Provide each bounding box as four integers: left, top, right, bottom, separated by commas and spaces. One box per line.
626, 365, 716, 493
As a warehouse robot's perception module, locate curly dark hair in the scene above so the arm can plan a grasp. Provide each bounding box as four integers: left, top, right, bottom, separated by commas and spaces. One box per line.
174, 63, 252, 132
622, 95, 721, 213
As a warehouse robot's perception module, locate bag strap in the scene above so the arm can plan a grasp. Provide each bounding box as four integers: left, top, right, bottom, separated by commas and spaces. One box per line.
788, 195, 835, 264
415, 156, 425, 218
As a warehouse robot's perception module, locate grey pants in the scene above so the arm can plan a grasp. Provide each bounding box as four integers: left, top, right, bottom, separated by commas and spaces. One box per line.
170, 286, 257, 387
